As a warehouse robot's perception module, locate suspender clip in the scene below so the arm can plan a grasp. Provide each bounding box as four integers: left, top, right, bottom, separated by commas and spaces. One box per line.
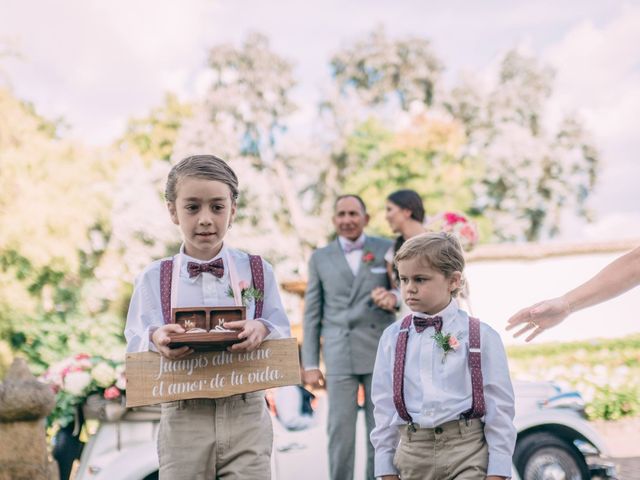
408, 422, 417, 433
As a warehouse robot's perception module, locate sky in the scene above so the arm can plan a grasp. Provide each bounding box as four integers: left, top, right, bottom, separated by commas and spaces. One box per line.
2, 0, 639, 240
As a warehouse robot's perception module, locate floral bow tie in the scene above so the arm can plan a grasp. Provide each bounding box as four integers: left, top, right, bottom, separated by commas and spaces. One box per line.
343, 239, 365, 254
187, 258, 224, 278
413, 315, 443, 334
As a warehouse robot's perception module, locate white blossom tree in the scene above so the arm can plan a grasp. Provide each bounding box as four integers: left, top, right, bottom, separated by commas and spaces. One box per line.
444, 51, 599, 240
173, 33, 317, 275
324, 30, 599, 241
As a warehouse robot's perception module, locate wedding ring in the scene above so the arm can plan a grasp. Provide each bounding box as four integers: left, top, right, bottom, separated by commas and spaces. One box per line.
529, 320, 538, 328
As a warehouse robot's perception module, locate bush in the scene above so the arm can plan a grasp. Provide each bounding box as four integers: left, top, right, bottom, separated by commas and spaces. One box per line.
508, 335, 640, 421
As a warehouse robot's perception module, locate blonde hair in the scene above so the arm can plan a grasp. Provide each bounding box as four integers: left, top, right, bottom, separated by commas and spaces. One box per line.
165, 154, 239, 203
394, 232, 465, 296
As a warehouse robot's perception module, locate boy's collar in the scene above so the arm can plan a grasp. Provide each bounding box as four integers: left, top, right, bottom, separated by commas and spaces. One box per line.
412, 298, 459, 323
179, 243, 227, 263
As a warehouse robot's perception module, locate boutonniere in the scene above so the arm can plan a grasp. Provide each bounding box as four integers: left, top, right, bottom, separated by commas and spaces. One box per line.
432, 330, 464, 363
226, 280, 263, 306
362, 249, 376, 264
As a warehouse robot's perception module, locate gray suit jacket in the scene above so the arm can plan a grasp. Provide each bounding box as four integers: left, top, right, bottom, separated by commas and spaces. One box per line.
302, 236, 395, 375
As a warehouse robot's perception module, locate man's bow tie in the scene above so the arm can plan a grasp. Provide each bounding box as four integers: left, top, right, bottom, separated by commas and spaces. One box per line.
187, 258, 224, 278
413, 315, 443, 334
343, 239, 365, 254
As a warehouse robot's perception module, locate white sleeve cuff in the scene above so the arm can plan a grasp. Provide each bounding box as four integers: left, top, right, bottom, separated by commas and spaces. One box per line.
258, 318, 286, 339
487, 451, 513, 478
374, 450, 399, 477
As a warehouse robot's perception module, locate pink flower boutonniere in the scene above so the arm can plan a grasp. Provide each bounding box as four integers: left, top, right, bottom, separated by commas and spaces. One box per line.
226, 280, 263, 307
362, 250, 376, 264
432, 330, 464, 363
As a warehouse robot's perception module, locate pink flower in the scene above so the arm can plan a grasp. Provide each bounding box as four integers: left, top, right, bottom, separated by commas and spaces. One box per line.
104, 386, 121, 400
459, 224, 478, 242
238, 280, 250, 291
362, 251, 376, 263
448, 336, 460, 350
444, 212, 465, 224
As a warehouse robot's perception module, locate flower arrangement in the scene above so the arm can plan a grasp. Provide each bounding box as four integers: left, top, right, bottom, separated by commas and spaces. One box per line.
362, 250, 376, 264
432, 330, 463, 363
425, 211, 479, 251
226, 280, 264, 307
41, 353, 126, 428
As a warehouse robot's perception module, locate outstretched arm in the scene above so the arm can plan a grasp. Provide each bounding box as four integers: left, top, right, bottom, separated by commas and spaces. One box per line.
507, 246, 640, 341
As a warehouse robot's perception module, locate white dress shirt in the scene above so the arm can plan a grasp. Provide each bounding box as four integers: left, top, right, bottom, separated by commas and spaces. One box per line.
338, 234, 366, 276
125, 244, 291, 353
370, 299, 516, 478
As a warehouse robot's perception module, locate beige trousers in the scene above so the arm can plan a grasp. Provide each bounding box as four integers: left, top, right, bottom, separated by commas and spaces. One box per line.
394, 418, 488, 480
157, 391, 273, 480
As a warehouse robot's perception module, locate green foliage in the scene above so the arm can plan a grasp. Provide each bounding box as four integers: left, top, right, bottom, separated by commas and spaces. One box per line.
326, 32, 599, 242
508, 335, 640, 420
585, 386, 640, 421
330, 28, 443, 109
0, 87, 127, 371
341, 117, 488, 237
120, 93, 192, 163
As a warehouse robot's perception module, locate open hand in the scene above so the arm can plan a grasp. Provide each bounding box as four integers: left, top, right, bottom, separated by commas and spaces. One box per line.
225, 319, 269, 352
506, 296, 571, 341
151, 324, 193, 359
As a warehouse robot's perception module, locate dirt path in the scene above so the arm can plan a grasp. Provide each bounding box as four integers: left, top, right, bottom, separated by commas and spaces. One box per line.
612, 457, 640, 480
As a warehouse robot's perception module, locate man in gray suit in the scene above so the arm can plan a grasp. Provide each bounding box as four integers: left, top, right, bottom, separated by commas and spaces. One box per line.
302, 195, 395, 480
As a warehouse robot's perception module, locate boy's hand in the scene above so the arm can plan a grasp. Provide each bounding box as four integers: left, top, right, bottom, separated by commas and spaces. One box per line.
486, 476, 507, 480
151, 324, 193, 359
225, 319, 268, 352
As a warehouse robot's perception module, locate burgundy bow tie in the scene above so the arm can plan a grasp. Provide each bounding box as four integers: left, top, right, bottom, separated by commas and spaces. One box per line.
413, 315, 443, 333
343, 240, 365, 254
187, 258, 224, 278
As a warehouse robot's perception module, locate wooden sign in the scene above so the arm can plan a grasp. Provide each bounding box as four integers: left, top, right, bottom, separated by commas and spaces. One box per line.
125, 338, 301, 407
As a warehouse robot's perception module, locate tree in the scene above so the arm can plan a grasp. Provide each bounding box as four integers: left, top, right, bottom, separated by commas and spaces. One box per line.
444, 51, 599, 240
119, 93, 192, 164
341, 114, 488, 236
323, 31, 599, 241
0, 87, 127, 371
173, 33, 315, 275
330, 27, 443, 109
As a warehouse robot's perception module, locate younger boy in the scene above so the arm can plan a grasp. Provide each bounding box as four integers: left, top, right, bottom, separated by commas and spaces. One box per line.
370, 232, 516, 479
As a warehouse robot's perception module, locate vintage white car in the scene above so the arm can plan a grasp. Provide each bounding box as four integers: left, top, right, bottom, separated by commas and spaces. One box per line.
74, 381, 617, 480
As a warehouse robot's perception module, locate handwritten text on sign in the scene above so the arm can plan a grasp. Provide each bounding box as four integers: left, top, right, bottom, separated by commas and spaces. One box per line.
125, 338, 300, 407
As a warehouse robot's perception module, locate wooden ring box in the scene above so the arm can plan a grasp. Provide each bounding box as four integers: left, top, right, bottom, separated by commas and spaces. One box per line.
167, 306, 245, 351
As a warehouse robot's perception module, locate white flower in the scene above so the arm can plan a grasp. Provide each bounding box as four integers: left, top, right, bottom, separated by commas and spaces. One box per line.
116, 366, 127, 390
64, 371, 92, 396
91, 362, 116, 388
